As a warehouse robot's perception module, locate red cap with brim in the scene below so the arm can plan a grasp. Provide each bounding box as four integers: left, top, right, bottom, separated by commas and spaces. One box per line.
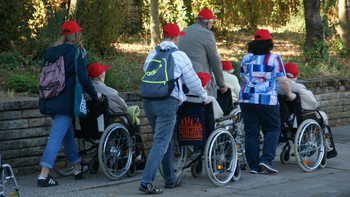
163, 23, 186, 37
254, 29, 273, 40
284, 62, 298, 79
197, 9, 217, 20
62, 21, 83, 35
88, 62, 110, 78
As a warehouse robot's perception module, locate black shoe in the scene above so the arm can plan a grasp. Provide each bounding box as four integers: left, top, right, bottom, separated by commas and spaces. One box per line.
37, 175, 58, 187
139, 182, 163, 194
165, 179, 181, 188
74, 164, 88, 180
259, 162, 278, 174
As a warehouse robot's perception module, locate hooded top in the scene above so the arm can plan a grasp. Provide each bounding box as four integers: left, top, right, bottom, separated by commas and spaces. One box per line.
39, 43, 97, 116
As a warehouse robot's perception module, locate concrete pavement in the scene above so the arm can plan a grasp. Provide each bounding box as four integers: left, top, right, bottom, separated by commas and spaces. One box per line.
3, 125, 350, 197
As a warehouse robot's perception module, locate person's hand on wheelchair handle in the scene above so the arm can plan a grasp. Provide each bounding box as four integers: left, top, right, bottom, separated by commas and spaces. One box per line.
220, 85, 228, 93
204, 97, 211, 105
287, 92, 296, 101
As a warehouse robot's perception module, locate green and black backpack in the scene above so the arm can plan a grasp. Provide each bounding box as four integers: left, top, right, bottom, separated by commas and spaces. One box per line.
141, 46, 178, 100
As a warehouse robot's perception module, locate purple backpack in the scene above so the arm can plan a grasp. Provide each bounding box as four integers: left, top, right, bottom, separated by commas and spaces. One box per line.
39, 56, 65, 99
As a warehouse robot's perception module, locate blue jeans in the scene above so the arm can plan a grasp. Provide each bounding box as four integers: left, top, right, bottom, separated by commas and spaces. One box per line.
40, 114, 81, 169
240, 103, 280, 171
141, 97, 179, 185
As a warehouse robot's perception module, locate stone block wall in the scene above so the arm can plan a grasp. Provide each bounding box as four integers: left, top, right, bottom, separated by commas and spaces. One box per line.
1, 77, 349, 175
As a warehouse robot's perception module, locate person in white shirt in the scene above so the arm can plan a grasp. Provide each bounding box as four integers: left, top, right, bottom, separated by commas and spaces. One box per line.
139, 23, 210, 195
221, 60, 241, 102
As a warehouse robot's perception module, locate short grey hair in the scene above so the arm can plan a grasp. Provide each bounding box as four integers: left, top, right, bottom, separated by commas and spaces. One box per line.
198, 19, 214, 24
91, 71, 105, 81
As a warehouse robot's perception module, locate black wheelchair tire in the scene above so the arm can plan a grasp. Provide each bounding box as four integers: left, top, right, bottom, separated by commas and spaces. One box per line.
191, 159, 203, 178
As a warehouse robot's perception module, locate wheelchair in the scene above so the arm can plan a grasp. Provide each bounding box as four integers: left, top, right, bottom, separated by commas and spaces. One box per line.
278, 94, 337, 172
159, 89, 246, 187
53, 96, 146, 180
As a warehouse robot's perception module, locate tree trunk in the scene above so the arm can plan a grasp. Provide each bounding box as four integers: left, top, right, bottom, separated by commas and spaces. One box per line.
339, 0, 350, 49
303, 0, 323, 50
150, 0, 160, 47
68, 0, 78, 20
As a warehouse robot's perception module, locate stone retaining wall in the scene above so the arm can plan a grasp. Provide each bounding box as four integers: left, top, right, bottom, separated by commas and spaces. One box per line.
0, 77, 349, 175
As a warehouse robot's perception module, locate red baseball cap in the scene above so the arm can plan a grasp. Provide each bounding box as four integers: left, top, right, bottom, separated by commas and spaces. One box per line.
284, 62, 298, 79
197, 72, 211, 87
197, 9, 217, 20
163, 23, 185, 37
62, 21, 83, 35
88, 62, 110, 78
221, 60, 233, 71
254, 29, 273, 40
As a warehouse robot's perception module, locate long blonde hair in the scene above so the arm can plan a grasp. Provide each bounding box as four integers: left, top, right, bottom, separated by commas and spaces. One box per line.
54, 31, 86, 57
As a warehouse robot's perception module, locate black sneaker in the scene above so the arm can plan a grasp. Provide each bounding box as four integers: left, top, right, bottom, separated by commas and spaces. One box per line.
37, 175, 58, 187
259, 162, 278, 173
74, 164, 88, 180
139, 182, 163, 194
165, 179, 181, 188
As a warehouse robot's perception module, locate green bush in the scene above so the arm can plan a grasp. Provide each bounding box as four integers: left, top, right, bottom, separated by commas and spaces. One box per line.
0, 51, 26, 70
6, 74, 38, 94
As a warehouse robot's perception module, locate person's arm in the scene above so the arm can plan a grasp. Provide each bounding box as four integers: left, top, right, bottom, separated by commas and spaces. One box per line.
277, 76, 296, 101
76, 48, 99, 100
178, 51, 210, 104
204, 33, 226, 90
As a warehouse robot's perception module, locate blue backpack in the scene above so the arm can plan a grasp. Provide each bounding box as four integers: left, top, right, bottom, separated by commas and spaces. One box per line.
141, 46, 178, 100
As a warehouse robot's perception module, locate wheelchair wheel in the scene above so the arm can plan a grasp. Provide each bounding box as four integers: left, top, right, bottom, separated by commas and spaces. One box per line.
280, 144, 291, 165
204, 128, 237, 187
191, 159, 203, 178
231, 161, 241, 182
53, 159, 73, 177
318, 146, 327, 169
294, 119, 325, 172
88, 154, 99, 174
53, 138, 97, 177
98, 123, 132, 180
159, 144, 187, 180
126, 161, 137, 177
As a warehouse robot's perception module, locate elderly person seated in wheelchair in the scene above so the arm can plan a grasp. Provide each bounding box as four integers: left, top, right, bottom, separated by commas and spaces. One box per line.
87, 62, 128, 114
186, 72, 223, 120
277, 62, 328, 126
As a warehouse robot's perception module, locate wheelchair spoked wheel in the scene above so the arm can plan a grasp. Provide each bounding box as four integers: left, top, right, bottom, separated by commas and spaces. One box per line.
191, 159, 203, 178
53, 158, 73, 177
159, 143, 188, 180
53, 138, 97, 177
98, 123, 133, 180
294, 119, 325, 172
204, 128, 237, 187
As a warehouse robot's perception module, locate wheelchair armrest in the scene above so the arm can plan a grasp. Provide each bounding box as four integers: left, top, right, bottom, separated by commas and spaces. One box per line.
109, 112, 130, 117
215, 114, 236, 123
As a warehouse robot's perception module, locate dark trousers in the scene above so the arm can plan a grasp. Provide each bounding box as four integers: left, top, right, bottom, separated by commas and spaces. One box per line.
240, 103, 281, 171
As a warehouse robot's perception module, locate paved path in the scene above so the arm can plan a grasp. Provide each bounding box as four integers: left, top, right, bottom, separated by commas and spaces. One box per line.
3, 125, 350, 197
